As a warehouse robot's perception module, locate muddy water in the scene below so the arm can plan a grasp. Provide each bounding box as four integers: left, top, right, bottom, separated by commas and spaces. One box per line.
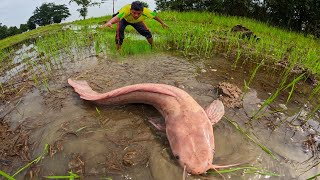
1, 51, 319, 179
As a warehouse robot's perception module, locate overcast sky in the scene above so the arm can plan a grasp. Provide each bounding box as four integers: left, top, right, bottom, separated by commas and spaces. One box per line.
0, 0, 157, 27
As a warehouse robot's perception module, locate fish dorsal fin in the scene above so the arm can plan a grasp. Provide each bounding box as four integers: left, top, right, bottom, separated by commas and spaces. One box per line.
205, 100, 225, 125
68, 79, 176, 101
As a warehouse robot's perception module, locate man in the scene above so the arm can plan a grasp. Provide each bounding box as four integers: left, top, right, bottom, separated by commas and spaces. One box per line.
101, 1, 168, 50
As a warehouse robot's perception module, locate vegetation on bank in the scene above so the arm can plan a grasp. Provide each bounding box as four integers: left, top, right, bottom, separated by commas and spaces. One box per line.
0, 11, 320, 101
1, 11, 319, 79
1, 11, 320, 94
155, 0, 320, 38
2, 11, 319, 62
1, 11, 319, 121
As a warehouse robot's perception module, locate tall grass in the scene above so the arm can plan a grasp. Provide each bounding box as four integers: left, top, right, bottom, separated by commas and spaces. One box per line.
252, 71, 306, 120
243, 60, 265, 97
0, 11, 319, 112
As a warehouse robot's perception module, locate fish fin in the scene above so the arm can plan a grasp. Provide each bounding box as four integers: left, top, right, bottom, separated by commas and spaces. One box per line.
205, 100, 224, 125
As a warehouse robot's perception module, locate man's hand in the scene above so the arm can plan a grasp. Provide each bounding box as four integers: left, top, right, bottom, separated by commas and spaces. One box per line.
101, 22, 113, 29
153, 16, 168, 29
161, 23, 169, 29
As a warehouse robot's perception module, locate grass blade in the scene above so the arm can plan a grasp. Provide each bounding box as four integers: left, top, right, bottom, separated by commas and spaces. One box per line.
225, 117, 278, 160
12, 143, 49, 177
307, 173, 320, 180
44, 171, 80, 179
208, 166, 281, 177
0, 170, 15, 180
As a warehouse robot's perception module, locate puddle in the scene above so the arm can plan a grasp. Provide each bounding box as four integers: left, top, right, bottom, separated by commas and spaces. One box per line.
62, 24, 100, 31
0, 50, 319, 179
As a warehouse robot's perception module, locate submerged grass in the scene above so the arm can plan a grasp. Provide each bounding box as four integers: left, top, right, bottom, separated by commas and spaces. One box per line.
0, 144, 49, 180
209, 166, 281, 177
0, 171, 15, 180
224, 116, 278, 160
44, 171, 80, 179
252, 71, 306, 120
307, 173, 320, 180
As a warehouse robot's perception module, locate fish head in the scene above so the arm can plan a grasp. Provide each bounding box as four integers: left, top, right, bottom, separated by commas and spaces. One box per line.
167, 115, 215, 174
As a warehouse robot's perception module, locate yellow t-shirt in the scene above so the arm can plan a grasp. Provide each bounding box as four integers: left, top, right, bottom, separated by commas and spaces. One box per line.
117, 4, 157, 23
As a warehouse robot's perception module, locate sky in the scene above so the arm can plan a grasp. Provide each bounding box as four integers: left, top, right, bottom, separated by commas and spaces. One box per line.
0, 0, 157, 27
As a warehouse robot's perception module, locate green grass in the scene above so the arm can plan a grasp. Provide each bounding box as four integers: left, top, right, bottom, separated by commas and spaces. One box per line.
0, 23, 65, 50
0, 11, 320, 117
0, 171, 15, 180
1, 11, 320, 74
44, 171, 80, 179
0, 144, 49, 180
307, 173, 320, 180
225, 116, 278, 160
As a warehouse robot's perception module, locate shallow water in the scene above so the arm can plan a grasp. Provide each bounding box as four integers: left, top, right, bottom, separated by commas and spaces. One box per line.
1, 49, 320, 179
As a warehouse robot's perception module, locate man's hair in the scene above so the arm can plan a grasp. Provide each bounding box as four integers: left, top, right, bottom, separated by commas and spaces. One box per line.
131, 1, 144, 11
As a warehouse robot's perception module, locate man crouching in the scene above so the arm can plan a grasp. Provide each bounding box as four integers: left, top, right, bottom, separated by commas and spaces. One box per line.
101, 1, 168, 50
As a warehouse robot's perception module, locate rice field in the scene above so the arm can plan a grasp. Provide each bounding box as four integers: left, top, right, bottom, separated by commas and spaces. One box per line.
1, 11, 319, 119
0, 11, 320, 179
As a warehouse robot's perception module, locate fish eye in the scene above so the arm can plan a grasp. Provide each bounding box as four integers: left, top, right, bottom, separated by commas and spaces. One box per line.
175, 155, 180, 160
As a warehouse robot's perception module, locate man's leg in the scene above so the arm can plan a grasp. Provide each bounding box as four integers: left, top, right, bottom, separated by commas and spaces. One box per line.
115, 19, 128, 50
147, 37, 153, 48
132, 21, 153, 48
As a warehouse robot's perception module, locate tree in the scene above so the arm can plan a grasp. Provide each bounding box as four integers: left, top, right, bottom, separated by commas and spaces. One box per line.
141, 1, 149, 8
0, 23, 8, 39
27, 18, 36, 30
7, 26, 20, 37
19, 24, 29, 33
221, 0, 253, 16
28, 3, 71, 26
69, 0, 105, 20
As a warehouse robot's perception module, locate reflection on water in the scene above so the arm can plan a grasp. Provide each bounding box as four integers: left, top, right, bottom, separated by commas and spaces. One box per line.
1, 43, 39, 84
62, 24, 100, 31
0, 62, 28, 83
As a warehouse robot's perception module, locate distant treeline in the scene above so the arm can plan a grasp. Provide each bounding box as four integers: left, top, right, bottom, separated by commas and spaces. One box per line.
0, 3, 71, 40
155, 0, 320, 37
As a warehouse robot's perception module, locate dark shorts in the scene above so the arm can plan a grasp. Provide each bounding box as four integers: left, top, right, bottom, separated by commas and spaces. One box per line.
116, 19, 152, 45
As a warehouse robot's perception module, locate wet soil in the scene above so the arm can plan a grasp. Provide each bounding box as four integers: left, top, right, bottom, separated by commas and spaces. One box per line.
0, 47, 320, 180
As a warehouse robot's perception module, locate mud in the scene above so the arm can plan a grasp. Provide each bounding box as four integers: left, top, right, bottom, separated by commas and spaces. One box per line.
0, 44, 320, 180
216, 82, 243, 108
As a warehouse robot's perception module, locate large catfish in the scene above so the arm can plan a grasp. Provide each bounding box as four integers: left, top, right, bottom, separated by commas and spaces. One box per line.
68, 79, 234, 174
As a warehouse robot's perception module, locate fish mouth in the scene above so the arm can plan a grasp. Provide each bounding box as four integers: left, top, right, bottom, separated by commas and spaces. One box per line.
186, 164, 209, 175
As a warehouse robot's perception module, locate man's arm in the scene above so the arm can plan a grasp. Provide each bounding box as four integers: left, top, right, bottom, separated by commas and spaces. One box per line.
153, 16, 168, 29
101, 16, 121, 29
